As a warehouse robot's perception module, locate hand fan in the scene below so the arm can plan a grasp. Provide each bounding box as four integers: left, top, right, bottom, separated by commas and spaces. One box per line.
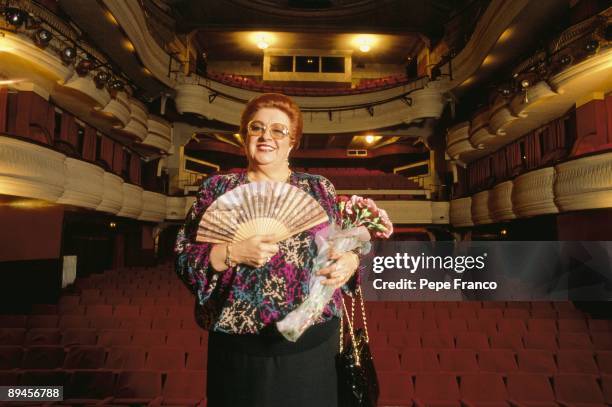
196, 181, 329, 244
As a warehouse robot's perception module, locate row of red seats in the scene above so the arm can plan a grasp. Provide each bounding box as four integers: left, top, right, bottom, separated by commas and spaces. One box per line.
1, 345, 206, 371
377, 372, 612, 407
0, 369, 206, 406
1, 328, 206, 348
3, 325, 206, 347
207, 71, 413, 96
369, 331, 612, 351
372, 347, 612, 375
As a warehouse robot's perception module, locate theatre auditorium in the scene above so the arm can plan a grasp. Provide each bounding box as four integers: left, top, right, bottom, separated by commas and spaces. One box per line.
0, 0, 611, 405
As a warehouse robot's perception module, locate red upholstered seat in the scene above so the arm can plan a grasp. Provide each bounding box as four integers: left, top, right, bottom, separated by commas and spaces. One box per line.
527, 318, 557, 332
489, 332, 522, 350
553, 374, 607, 406
372, 348, 400, 371
97, 329, 132, 347
112, 370, 163, 405
60, 328, 97, 346
558, 332, 593, 349
0, 315, 26, 328
523, 332, 558, 350
421, 332, 454, 349
132, 329, 166, 347
589, 319, 612, 332
0, 371, 20, 386
388, 332, 420, 349
506, 373, 557, 406
20, 369, 68, 386
399, 349, 439, 374
161, 370, 206, 405
58, 315, 90, 329
558, 318, 588, 332
467, 318, 498, 335
24, 328, 61, 346
0, 328, 26, 345
146, 347, 186, 372
21, 346, 65, 369
167, 330, 202, 348
414, 373, 460, 407
516, 350, 557, 374
186, 348, 207, 370
455, 332, 488, 350
438, 349, 479, 373
63, 345, 106, 369
601, 375, 612, 404
378, 371, 413, 407
63, 369, 115, 405
596, 351, 612, 374
556, 350, 599, 374
113, 304, 140, 318
0, 346, 23, 369
459, 373, 508, 407
105, 346, 147, 370
26, 315, 58, 328
477, 349, 518, 373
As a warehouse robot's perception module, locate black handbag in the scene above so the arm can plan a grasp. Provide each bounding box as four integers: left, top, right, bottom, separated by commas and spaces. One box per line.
337, 286, 379, 407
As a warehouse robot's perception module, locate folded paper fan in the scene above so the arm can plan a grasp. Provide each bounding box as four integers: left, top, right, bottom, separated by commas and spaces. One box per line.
196, 181, 329, 244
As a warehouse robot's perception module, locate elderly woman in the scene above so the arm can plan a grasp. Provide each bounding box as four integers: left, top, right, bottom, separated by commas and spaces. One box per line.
175, 93, 360, 407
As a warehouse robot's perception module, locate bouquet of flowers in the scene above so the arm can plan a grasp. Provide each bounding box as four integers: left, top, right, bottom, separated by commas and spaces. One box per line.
277, 195, 393, 342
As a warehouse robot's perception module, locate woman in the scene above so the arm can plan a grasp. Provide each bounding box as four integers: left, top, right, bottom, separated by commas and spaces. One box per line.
175, 93, 360, 407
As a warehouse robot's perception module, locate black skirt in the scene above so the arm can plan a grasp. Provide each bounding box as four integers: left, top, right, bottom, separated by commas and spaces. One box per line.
207, 318, 340, 407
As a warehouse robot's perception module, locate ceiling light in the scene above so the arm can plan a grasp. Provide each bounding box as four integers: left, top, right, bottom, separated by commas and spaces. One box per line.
76, 58, 94, 76
60, 47, 77, 65
365, 135, 374, 144
33, 29, 52, 48
355, 35, 374, 53
256, 40, 269, 49
5, 8, 25, 27
123, 39, 135, 52
521, 79, 530, 88
359, 44, 371, 52
94, 71, 110, 89
109, 79, 124, 91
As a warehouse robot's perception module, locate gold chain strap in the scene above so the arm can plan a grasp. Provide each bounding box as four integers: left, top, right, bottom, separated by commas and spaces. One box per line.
356, 286, 370, 343
340, 295, 361, 366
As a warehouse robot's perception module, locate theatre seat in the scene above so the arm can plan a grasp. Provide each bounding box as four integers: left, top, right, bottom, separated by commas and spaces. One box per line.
438, 349, 478, 373
63, 369, 115, 405
556, 350, 599, 374
21, 346, 65, 369
516, 350, 557, 375
506, 373, 557, 407
0, 346, 23, 370
63, 346, 106, 369
553, 374, 607, 407
378, 371, 413, 407
459, 373, 508, 407
111, 370, 163, 405
161, 370, 206, 406
414, 373, 460, 407
399, 349, 439, 374
477, 349, 518, 373
60, 328, 97, 346
146, 347, 186, 371
0, 328, 25, 345
105, 346, 147, 370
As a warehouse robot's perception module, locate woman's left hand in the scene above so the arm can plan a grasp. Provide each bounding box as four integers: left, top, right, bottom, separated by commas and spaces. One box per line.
317, 250, 360, 288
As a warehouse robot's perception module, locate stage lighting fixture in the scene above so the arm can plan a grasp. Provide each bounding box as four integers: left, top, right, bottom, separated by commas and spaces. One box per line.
93, 71, 110, 89
60, 46, 77, 64
584, 39, 599, 53
365, 135, 374, 144
109, 79, 124, 91
520, 79, 530, 88
498, 86, 511, 97
560, 55, 572, 65
76, 58, 94, 76
5, 8, 25, 27
33, 29, 52, 48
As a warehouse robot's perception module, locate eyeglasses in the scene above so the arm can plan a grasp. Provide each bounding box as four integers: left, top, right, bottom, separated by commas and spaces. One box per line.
247, 120, 291, 140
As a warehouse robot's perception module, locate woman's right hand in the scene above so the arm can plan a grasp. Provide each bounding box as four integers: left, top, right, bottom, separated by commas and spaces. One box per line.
230, 234, 279, 268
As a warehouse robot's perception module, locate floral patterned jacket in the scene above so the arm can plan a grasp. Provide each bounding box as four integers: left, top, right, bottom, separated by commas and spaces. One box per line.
175, 170, 353, 335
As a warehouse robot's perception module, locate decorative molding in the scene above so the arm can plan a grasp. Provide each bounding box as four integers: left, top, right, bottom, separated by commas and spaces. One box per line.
175, 77, 447, 134
120, 99, 148, 141
166, 196, 187, 220
489, 181, 516, 221
447, 122, 474, 159
102, 0, 176, 88
471, 190, 493, 224
116, 183, 144, 218
0, 137, 66, 202
63, 72, 111, 109
450, 197, 473, 227
555, 152, 612, 212
143, 116, 172, 152
512, 167, 558, 217
100, 91, 131, 127
97, 172, 124, 214
139, 191, 167, 222
56, 158, 105, 209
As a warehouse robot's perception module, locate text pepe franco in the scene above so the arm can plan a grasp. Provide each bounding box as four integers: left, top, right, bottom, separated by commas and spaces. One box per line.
370, 252, 498, 291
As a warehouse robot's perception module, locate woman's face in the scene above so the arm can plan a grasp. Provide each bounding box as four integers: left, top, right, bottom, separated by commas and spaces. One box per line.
245, 107, 293, 168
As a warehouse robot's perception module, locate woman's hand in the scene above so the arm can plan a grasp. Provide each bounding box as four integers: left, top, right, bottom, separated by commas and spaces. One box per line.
231, 234, 279, 268
317, 250, 360, 288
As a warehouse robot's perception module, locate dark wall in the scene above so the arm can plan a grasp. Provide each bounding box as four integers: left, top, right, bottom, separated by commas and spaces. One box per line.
0, 201, 64, 262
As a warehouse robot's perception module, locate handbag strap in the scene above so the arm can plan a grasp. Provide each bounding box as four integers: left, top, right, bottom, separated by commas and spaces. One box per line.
340, 295, 361, 366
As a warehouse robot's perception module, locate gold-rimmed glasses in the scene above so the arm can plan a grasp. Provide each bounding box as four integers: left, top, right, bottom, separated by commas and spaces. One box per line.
246, 120, 291, 140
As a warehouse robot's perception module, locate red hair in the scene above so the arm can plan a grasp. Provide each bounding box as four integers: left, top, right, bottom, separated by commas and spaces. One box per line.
239, 93, 303, 149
